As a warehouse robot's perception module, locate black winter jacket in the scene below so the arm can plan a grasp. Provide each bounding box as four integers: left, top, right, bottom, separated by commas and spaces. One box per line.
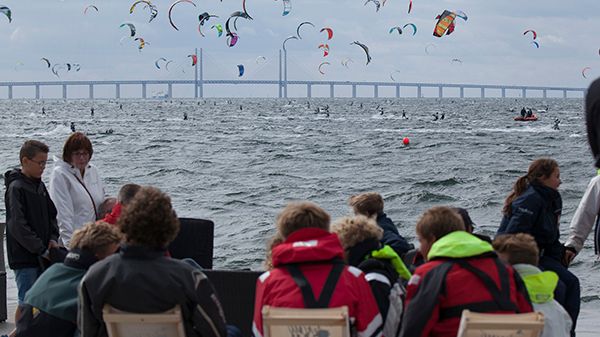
498, 183, 564, 260
377, 213, 414, 257
4, 169, 59, 269
79, 245, 228, 337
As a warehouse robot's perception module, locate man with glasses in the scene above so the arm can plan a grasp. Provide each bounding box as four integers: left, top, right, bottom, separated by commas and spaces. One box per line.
4, 140, 60, 327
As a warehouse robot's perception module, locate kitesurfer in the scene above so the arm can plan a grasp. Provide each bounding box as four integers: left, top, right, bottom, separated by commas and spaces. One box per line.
70, 122, 75, 132
183, 112, 188, 120
441, 113, 445, 120
90, 107, 94, 117
402, 110, 407, 119
42, 107, 46, 115
553, 119, 561, 130
432, 112, 439, 121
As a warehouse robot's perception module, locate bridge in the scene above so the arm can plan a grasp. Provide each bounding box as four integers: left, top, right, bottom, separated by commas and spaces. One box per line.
0, 49, 586, 100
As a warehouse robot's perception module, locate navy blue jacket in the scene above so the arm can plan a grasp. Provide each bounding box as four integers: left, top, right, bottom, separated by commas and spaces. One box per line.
498, 183, 564, 260
377, 213, 414, 257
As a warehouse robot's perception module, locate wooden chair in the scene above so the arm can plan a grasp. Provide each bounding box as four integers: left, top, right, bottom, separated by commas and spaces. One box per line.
102, 304, 186, 337
262, 306, 350, 337
456, 310, 545, 337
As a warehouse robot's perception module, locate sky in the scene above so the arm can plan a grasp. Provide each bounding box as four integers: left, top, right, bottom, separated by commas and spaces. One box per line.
0, 0, 599, 96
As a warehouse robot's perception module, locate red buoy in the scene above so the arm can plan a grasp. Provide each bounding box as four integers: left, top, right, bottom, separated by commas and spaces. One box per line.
403, 137, 410, 145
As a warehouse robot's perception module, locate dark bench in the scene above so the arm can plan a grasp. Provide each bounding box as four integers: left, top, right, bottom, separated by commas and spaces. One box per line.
204, 269, 262, 337
169, 218, 214, 269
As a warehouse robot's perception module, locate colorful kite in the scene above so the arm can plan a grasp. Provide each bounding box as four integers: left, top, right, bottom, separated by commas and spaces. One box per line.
351, 41, 371, 65
320, 27, 333, 40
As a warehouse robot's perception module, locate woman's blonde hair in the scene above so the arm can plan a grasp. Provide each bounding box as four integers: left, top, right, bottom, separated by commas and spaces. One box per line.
70, 221, 123, 255
332, 215, 383, 250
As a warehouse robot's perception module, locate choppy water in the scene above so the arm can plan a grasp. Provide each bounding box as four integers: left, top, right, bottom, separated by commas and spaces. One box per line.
1, 97, 600, 304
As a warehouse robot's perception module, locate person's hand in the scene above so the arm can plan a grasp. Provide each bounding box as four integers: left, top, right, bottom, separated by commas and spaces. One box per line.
48, 240, 59, 249
563, 247, 577, 267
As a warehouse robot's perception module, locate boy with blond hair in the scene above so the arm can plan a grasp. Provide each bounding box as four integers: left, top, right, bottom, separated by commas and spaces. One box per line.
494, 233, 572, 337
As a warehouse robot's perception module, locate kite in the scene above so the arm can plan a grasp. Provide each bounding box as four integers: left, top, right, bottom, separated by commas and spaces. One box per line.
130, 1, 158, 22
256, 56, 267, 64
198, 12, 218, 37
318, 62, 330, 75
451, 58, 462, 64
72, 64, 81, 72
120, 23, 136, 37
403, 23, 417, 35
282, 35, 298, 51
364, 0, 381, 12
296, 21, 314, 39
351, 41, 371, 65
531, 41, 539, 48
425, 43, 436, 55
408, 0, 412, 13
341, 58, 353, 68
188, 54, 198, 66
134, 37, 147, 50
155, 57, 167, 69
51, 64, 65, 77
390, 70, 401, 82
523, 29, 537, 40
0, 6, 11, 23
165, 60, 174, 71
168, 0, 196, 31
389, 26, 402, 35
225, 11, 252, 47
583, 67, 592, 79
227, 33, 239, 47
320, 27, 333, 40
282, 0, 291, 16
433, 10, 456, 37
454, 10, 468, 21
211, 24, 223, 37
40, 58, 51, 68
318, 43, 330, 57
242, 0, 252, 19
237, 64, 245, 77
84, 5, 98, 15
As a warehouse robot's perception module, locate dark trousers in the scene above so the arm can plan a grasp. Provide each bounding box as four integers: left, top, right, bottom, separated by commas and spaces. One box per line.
540, 256, 579, 337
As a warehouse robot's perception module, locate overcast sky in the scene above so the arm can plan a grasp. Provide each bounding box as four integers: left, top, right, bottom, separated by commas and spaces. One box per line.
0, 0, 599, 93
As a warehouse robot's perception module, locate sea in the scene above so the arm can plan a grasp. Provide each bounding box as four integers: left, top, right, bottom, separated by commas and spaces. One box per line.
0, 97, 599, 334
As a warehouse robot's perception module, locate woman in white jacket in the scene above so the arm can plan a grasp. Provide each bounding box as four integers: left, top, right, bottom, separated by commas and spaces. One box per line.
50, 132, 106, 247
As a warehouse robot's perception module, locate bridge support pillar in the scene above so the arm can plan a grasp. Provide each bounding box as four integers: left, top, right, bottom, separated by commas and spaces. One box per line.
35, 85, 40, 99
8, 85, 12, 99
522, 88, 526, 98
330, 84, 334, 98
395, 85, 400, 98
501, 88, 506, 98
352, 84, 357, 98
168, 84, 173, 98
62, 85, 67, 99
116, 84, 121, 99
563, 90, 567, 99
480, 87, 485, 98
417, 86, 422, 98
543, 89, 547, 98
374, 85, 378, 98
307, 84, 311, 98
438, 86, 443, 98
89, 84, 94, 100
460, 87, 464, 98
142, 83, 147, 99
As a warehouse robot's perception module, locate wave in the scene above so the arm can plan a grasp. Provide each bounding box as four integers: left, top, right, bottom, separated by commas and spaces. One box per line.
412, 191, 457, 202
413, 177, 462, 187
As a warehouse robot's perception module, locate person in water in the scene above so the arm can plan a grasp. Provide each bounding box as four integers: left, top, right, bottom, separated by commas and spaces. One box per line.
432, 112, 439, 121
